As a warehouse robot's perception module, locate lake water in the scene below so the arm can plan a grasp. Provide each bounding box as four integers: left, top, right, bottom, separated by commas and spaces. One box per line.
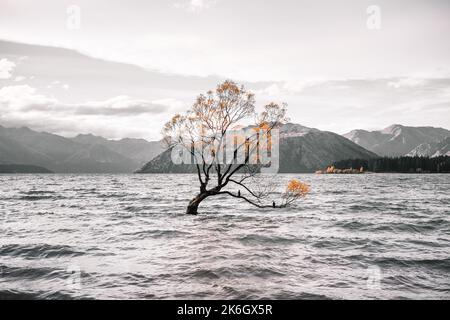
0, 174, 449, 300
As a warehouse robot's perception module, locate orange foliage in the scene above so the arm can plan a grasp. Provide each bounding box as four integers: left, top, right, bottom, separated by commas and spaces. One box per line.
286, 179, 310, 197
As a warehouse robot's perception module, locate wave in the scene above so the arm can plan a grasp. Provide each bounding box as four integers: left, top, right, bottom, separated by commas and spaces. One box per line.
374, 257, 450, 272
334, 219, 450, 233
0, 264, 62, 280
312, 238, 384, 249
186, 265, 285, 280
0, 244, 84, 259
0, 289, 78, 300
122, 229, 190, 239
22, 190, 56, 195
18, 195, 65, 201
237, 234, 299, 245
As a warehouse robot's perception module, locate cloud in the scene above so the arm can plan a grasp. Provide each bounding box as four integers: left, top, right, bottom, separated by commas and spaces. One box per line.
14, 76, 26, 82
0, 86, 169, 116
152, 98, 186, 111
0, 85, 56, 109
173, 0, 218, 13
74, 96, 169, 116
257, 76, 450, 98
46, 81, 71, 91
256, 78, 328, 96
0, 58, 16, 79
0, 85, 181, 139
257, 84, 281, 96
251, 77, 450, 133
387, 77, 428, 89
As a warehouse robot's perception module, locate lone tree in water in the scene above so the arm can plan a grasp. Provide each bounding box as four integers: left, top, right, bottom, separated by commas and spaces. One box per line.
163, 80, 309, 215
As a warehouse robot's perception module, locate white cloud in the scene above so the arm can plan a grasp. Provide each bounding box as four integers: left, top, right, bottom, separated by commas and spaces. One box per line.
387, 77, 427, 89
255, 78, 330, 97
257, 84, 281, 96
152, 98, 186, 111
46, 82, 71, 90
282, 78, 329, 93
173, 0, 217, 13
14, 76, 26, 82
0, 85, 56, 109
0, 58, 16, 79
44, 82, 71, 91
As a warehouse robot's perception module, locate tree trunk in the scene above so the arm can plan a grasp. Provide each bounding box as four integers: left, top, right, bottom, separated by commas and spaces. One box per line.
186, 193, 208, 215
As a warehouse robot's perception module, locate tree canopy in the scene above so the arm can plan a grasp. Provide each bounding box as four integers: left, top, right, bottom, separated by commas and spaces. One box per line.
162, 80, 309, 214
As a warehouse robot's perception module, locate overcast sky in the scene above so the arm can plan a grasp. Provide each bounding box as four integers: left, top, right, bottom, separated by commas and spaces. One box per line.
0, 0, 449, 139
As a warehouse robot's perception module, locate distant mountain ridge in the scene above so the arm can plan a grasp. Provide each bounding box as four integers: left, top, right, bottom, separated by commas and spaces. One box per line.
137, 123, 378, 173
0, 125, 163, 173
406, 137, 450, 157
0, 164, 53, 173
71, 134, 163, 166
344, 124, 450, 157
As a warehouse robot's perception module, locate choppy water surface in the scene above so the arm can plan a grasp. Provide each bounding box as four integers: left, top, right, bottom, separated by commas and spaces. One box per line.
0, 174, 449, 300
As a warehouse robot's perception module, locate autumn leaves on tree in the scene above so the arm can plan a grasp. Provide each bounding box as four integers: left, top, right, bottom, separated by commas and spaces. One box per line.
162, 80, 309, 215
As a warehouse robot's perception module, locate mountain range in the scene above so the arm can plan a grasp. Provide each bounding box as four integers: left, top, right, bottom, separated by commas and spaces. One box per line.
137, 123, 378, 173
0, 125, 163, 173
406, 137, 450, 157
344, 125, 450, 157
1, 123, 449, 173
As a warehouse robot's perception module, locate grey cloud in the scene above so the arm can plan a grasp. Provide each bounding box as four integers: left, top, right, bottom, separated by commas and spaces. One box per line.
16, 95, 170, 116
74, 103, 168, 116
256, 76, 450, 133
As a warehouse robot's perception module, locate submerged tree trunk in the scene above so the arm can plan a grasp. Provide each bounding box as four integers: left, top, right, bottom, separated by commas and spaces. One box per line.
186, 193, 209, 215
